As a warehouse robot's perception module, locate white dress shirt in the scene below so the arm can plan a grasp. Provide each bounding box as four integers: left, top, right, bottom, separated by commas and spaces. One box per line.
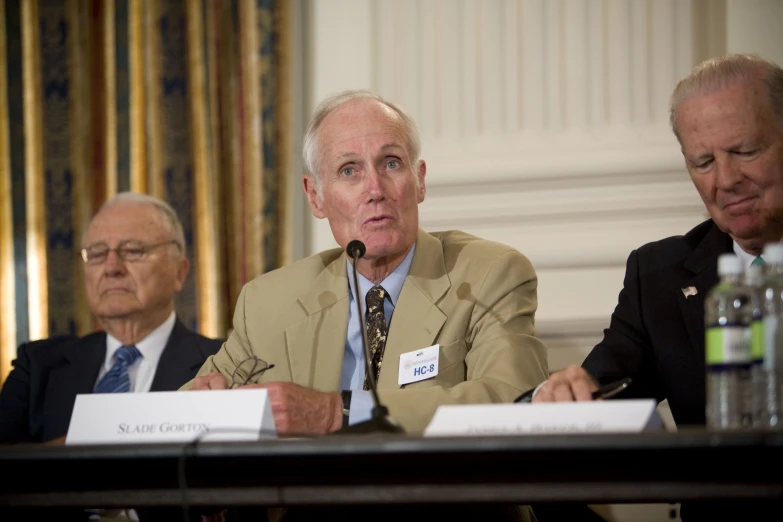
87, 311, 177, 521
341, 244, 416, 424
733, 239, 783, 271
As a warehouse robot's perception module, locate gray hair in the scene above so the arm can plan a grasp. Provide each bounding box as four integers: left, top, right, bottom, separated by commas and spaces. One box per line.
302, 90, 422, 195
84, 191, 187, 258
669, 53, 783, 143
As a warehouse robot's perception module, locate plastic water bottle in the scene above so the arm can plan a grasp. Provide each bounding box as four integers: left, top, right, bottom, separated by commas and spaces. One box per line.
704, 253, 752, 430
745, 263, 766, 427
762, 243, 783, 429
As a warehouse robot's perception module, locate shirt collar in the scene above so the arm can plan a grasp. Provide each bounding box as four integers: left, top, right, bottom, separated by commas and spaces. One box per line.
104, 310, 177, 369
733, 237, 783, 271
346, 242, 416, 307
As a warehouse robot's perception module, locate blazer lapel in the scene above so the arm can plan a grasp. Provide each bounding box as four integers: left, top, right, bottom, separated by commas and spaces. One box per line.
285, 254, 350, 392
378, 230, 449, 389
150, 319, 211, 391
677, 224, 733, 354
44, 333, 106, 438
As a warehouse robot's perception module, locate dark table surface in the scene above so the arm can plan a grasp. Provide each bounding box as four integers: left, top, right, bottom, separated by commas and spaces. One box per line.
1, 428, 781, 507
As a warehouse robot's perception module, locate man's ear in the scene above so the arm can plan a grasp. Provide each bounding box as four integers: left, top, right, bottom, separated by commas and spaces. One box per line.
175, 257, 190, 291
303, 175, 326, 219
416, 160, 427, 203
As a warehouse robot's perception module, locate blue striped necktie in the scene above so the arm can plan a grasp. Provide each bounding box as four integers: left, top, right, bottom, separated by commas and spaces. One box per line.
752, 255, 766, 267
94, 345, 142, 393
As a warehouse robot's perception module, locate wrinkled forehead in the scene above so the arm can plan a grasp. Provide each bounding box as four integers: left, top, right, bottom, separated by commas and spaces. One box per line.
83, 202, 172, 246
679, 78, 774, 127
317, 100, 409, 156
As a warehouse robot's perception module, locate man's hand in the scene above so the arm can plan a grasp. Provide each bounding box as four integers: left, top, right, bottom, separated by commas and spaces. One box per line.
242, 382, 342, 435
192, 372, 229, 390
533, 365, 598, 402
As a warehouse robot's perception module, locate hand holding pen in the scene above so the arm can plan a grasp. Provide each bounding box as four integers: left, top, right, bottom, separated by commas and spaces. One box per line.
514, 364, 632, 403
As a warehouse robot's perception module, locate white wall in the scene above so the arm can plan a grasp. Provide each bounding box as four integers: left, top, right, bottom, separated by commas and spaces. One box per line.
727, 0, 783, 67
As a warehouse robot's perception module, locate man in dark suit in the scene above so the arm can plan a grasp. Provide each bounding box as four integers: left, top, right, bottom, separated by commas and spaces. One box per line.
0, 192, 223, 444
529, 53, 783, 520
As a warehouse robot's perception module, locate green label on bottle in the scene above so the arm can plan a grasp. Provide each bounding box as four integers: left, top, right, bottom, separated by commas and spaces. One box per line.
706, 326, 751, 365
751, 320, 764, 363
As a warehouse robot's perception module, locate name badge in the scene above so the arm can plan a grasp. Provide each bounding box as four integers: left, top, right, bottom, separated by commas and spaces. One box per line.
399, 344, 439, 385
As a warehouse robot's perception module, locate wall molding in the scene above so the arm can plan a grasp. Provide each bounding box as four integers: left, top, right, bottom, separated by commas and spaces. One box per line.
422, 124, 685, 185
536, 316, 610, 338
421, 172, 702, 227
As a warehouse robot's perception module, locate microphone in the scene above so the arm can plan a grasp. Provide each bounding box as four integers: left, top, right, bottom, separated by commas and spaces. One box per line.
334, 240, 405, 435
346, 239, 366, 259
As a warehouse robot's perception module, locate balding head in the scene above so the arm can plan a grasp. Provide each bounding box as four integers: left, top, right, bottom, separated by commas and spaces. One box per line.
303, 90, 422, 197
669, 53, 783, 144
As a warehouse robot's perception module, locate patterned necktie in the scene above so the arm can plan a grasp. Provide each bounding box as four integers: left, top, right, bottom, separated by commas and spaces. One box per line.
94, 345, 142, 393
752, 255, 766, 267
363, 285, 388, 391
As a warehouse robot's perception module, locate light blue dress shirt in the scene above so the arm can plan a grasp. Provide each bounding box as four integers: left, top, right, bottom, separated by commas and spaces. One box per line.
341, 243, 416, 424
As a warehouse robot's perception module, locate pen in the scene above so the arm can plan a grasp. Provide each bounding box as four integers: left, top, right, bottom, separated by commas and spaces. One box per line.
513, 377, 632, 403
592, 377, 632, 400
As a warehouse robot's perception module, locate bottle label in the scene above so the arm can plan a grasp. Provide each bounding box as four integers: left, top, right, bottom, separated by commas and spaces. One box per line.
751, 320, 764, 363
706, 326, 751, 365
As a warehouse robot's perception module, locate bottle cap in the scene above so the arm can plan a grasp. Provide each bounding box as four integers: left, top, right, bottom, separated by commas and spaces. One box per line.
717, 253, 743, 276
762, 243, 783, 264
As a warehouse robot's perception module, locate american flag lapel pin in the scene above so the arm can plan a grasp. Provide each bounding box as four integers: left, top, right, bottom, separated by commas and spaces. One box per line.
681, 286, 698, 299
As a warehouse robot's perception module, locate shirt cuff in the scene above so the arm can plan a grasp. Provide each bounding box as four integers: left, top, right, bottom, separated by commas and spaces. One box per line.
348, 390, 374, 425
531, 380, 547, 399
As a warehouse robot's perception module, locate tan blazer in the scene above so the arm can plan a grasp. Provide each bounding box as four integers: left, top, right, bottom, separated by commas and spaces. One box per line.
182, 229, 549, 434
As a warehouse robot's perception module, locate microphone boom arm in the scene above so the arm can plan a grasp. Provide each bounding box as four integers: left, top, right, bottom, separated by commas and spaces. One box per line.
335, 240, 405, 435
351, 249, 384, 411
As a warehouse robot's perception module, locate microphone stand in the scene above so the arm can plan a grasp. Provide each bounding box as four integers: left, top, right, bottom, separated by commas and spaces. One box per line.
334, 244, 405, 435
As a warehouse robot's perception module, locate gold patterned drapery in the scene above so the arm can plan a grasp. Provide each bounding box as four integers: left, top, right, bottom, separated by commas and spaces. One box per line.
0, 0, 292, 385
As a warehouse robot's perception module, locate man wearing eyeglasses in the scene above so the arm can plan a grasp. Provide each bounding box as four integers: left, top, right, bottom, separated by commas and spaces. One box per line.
0, 192, 223, 446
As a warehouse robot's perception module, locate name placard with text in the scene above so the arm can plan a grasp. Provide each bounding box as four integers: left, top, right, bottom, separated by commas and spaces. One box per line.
66, 389, 275, 445
424, 399, 663, 437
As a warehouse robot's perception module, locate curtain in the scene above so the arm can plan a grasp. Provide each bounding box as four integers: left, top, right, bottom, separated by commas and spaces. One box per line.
0, 0, 292, 384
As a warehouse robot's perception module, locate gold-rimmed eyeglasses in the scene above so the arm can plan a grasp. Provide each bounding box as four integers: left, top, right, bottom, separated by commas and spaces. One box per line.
230, 355, 275, 389
80, 239, 182, 265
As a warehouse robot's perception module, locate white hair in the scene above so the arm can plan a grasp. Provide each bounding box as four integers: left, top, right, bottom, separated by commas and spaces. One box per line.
669, 53, 783, 143
302, 90, 422, 197
84, 191, 187, 258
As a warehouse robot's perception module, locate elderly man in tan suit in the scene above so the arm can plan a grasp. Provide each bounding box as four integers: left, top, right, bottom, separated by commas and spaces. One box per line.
184, 90, 547, 439
187, 89, 549, 522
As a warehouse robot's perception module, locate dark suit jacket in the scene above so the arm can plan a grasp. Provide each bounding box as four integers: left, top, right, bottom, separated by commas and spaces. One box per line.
581, 218, 731, 427
0, 318, 223, 443
579, 219, 761, 522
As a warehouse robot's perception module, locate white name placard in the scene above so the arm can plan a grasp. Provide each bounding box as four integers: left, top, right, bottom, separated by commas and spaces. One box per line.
424, 399, 663, 437
66, 389, 275, 445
